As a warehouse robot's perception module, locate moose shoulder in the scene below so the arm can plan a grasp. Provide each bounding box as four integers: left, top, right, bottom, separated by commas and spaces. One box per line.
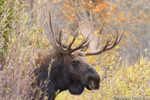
32, 10, 123, 100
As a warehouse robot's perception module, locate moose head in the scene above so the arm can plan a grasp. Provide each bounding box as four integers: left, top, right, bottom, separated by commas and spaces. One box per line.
32, 10, 123, 100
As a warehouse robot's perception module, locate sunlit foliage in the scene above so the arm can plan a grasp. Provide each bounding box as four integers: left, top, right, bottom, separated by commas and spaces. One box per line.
56, 54, 150, 100
0, 0, 150, 100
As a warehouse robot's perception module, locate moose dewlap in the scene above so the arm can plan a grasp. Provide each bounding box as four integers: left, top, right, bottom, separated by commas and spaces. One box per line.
31, 9, 123, 100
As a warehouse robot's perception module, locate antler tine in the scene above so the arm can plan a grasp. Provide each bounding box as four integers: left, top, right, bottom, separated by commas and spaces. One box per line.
67, 28, 79, 50
85, 28, 123, 56
76, 10, 99, 51
117, 28, 123, 43
76, 10, 83, 20
98, 20, 105, 36
107, 27, 123, 50
75, 9, 123, 56
42, 10, 68, 54
43, 9, 123, 56
93, 20, 105, 49
48, 11, 63, 51
48, 11, 53, 36
47, 11, 60, 48
43, 10, 55, 47
108, 27, 119, 48
70, 29, 92, 52
90, 12, 94, 29
43, 10, 96, 55
82, 9, 88, 19
82, 34, 95, 47
58, 27, 63, 48
85, 37, 111, 56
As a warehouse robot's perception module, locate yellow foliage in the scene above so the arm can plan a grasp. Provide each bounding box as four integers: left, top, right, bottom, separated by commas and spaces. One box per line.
52, 30, 150, 100
56, 50, 150, 99
2, 0, 150, 100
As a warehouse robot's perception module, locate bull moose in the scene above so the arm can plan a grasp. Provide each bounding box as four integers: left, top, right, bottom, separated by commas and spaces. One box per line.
32, 10, 123, 100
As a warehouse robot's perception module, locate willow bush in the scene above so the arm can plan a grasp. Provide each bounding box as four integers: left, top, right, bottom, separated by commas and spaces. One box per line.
0, 0, 150, 100
0, 0, 46, 99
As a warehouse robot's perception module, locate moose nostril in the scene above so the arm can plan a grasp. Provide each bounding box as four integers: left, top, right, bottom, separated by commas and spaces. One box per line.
89, 80, 100, 89
88, 74, 100, 82
87, 74, 100, 89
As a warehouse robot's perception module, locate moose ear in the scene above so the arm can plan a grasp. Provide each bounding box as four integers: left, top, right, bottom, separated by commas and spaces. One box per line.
68, 82, 84, 95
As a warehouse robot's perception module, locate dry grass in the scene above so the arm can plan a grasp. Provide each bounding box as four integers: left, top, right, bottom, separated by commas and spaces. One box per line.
0, 0, 150, 100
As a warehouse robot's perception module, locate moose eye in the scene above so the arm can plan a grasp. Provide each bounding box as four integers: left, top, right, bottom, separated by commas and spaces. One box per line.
72, 60, 79, 67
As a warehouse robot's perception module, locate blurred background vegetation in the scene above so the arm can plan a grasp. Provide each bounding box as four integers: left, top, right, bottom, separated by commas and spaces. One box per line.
0, 0, 150, 99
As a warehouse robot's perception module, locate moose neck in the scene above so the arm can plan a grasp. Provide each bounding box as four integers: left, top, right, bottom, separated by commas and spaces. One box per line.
50, 54, 71, 91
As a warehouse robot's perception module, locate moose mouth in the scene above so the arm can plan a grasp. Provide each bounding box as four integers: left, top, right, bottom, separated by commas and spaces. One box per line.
82, 80, 100, 90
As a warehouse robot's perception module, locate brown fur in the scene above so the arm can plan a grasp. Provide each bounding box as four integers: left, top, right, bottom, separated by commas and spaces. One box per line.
32, 49, 100, 100
33, 48, 59, 68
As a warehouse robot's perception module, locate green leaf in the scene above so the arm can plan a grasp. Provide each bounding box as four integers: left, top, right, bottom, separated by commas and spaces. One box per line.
115, 45, 120, 49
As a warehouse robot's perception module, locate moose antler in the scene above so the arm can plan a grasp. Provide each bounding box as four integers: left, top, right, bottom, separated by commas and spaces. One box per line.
42, 10, 94, 55
76, 10, 123, 56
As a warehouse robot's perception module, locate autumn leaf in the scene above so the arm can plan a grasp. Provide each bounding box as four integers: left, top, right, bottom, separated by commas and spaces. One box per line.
144, 14, 147, 18
64, 3, 67, 8
134, 37, 137, 41
111, 7, 116, 11
67, 15, 74, 20
88, 2, 95, 8
139, 10, 143, 14
54, 0, 57, 3
102, 14, 106, 18
93, 3, 106, 13
106, 18, 112, 22
127, 12, 131, 16
119, 16, 126, 21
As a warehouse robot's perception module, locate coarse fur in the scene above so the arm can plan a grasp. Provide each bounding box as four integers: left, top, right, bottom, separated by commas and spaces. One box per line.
30, 9, 123, 100
32, 48, 100, 100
